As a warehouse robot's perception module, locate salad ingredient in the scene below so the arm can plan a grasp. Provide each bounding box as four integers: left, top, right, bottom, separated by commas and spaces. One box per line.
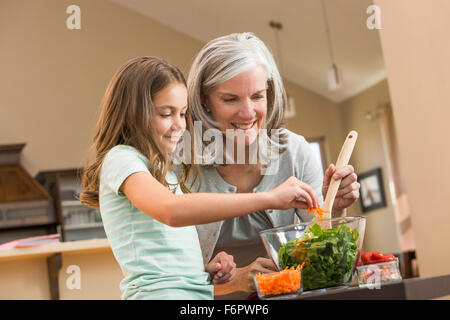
361, 252, 372, 264
294, 237, 312, 245
372, 252, 384, 260
361, 251, 396, 265
357, 260, 402, 286
278, 222, 359, 291
255, 265, 302, 296
307, 207, 329, 222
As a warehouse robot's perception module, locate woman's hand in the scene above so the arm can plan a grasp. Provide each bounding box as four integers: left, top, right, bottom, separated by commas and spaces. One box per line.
268, 176, 320, 210
233, 258, 278, 293
205, 251, 236, 284
322, 164, 360, 215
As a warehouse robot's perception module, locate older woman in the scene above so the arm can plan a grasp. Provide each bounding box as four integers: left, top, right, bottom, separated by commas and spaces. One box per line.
185, 32, 360, 299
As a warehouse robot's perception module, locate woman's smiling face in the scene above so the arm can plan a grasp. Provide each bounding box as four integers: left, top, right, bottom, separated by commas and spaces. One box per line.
206, 65, 267, 147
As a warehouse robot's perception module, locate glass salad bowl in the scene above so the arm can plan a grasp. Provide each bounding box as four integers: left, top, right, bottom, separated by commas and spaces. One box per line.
259, 216, 366, 292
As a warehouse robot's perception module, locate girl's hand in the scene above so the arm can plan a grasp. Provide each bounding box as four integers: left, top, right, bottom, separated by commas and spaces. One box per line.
322, 164, 360, 214
268, 176, 319, 210
205, 251, 236, 284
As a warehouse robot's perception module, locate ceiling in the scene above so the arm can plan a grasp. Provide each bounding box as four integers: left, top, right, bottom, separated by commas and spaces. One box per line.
111, 0, 386, 103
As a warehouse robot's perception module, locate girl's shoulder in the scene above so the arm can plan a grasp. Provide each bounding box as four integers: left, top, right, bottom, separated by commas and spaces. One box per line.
105, 144, 148, 164
106, 144, 140, 156
101, 145, 150, 179
100, 145, 151, 195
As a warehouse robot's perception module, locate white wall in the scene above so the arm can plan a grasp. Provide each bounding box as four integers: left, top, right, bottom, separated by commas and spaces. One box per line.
375, 0, 450, 277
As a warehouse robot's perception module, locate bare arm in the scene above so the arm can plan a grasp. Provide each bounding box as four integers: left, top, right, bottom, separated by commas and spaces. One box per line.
214, 279, 240, 296
213, 258, 278, 296
121, 172, 317, 227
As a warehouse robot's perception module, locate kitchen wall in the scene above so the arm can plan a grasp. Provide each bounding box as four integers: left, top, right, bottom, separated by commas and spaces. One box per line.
284, 74, 405, 256
284, 79, 346, 169
374, 0, 450, 278
0, 0, 204, 177
1, 0, 360, 180
338, 79, 404, 254
1, 0, 403, 259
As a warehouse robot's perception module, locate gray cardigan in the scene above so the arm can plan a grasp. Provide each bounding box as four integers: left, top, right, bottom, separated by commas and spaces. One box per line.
192, 129, 324, 265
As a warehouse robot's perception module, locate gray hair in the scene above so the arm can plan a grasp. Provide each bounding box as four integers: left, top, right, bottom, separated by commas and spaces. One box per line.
187, 32, 288, 167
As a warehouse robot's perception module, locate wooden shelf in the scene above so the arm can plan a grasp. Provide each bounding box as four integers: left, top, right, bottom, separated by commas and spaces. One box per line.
0, 238, 111, 262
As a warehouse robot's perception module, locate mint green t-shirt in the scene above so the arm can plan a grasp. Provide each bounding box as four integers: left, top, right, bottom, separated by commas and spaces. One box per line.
99, 145, 213, 300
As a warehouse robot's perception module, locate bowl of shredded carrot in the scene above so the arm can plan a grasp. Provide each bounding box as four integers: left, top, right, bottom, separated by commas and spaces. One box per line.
254, 265, 303, 299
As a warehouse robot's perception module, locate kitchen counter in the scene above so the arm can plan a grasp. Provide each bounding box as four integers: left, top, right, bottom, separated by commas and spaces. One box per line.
0, 238, 123, 299
0, 238, 111, 262
1, 239, 449, 300
284, 274, 450, 300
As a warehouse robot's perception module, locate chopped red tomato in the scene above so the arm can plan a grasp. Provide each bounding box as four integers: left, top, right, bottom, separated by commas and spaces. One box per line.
361, 252, 373, 264
361, 251, 396, 265
372, 252, 385, 260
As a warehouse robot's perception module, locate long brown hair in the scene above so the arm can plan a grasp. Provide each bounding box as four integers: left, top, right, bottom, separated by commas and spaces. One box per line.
80, 56, 198, 208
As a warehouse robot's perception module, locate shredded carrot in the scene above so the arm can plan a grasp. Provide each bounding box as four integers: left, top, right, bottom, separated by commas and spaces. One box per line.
256, 264, 302, 295
294, 237, 312, 245
307, 206, 329, 223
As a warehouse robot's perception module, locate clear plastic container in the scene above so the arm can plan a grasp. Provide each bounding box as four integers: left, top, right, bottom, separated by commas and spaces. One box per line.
356, 259, 402, 288
253, 269, 303, 299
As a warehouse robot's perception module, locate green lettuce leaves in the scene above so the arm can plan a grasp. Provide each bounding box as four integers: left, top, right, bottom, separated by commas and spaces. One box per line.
278, 222, 359, 291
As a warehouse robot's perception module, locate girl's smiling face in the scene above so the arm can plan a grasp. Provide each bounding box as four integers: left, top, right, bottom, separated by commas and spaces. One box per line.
206, 65, 267, 147
152, 82, 187, 152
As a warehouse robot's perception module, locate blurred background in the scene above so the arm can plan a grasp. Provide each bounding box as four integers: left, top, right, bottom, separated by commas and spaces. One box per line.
0, 0, 449, 299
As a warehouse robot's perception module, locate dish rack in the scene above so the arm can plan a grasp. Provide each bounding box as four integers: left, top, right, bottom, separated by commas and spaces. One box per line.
0, 144, 57, 244
36, 169, 106, 241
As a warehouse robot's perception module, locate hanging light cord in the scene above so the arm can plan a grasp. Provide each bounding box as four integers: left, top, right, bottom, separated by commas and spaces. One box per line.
270, 21, 284, 76
320, 0, 336, 65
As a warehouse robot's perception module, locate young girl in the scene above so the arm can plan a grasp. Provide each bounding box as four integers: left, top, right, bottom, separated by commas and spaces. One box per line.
79, 56, 319, 300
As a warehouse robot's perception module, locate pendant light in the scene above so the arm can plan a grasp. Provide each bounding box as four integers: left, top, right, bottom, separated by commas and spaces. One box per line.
320, 0, 342, 90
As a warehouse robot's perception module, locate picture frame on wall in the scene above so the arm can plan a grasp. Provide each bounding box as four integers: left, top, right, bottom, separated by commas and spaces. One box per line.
358, 167, 387, 213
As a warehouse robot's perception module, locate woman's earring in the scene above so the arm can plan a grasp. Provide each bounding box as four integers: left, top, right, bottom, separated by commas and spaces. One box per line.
203, 104, 211, 113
